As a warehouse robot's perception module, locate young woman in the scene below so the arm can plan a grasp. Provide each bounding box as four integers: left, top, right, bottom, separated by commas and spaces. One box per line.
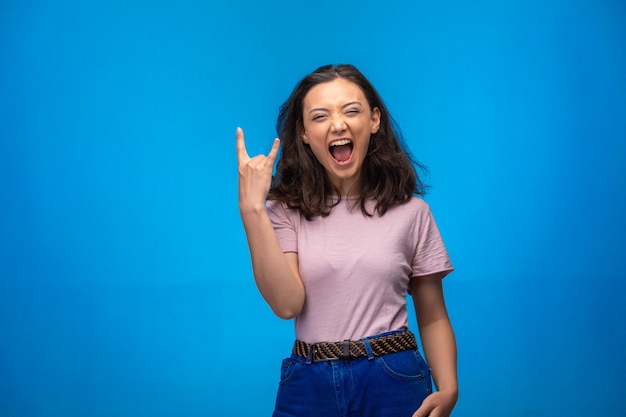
237, 64, 457, 417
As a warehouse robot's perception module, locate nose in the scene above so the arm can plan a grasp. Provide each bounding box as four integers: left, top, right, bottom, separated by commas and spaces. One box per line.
330, 116, 347, 132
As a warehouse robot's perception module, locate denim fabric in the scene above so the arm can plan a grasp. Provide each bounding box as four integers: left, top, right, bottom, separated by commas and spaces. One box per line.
272, 331, 433, 417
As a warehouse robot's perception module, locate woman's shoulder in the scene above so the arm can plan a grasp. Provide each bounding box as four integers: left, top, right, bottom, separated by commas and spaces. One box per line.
265, 199, 285, 210
266, 199, 295, 214
398, 195, 432, 214
373, 196, 433, 223
266, 199, 301, 223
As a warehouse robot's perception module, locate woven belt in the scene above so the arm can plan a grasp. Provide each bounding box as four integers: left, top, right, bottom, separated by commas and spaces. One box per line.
293, 331, 417, 362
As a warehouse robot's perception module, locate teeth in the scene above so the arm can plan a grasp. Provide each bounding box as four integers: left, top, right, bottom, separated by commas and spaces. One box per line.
330, 139, 351, 146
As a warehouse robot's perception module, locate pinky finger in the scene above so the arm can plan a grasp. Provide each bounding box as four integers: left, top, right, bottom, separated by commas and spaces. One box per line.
267, 138, 281, 163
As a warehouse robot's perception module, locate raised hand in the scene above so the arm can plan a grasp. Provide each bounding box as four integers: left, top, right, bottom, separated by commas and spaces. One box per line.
236, 127, 280, 214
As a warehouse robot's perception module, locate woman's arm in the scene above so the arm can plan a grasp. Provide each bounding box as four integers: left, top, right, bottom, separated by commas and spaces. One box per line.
236, 128, 305, 319
411, 273, 458, 417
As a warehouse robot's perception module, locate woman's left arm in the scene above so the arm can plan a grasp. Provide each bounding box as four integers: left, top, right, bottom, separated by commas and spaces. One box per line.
411, 273, 458, 417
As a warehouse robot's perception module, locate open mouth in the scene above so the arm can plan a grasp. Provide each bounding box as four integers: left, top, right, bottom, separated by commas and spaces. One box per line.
329, 139, 354, 164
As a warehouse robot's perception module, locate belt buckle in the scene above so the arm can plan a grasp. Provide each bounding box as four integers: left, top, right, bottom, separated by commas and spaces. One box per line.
310, 340, 352, 362
310, 343, 324, 362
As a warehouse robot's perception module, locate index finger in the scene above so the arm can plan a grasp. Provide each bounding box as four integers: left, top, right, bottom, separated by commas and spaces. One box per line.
235, 127, 249, 162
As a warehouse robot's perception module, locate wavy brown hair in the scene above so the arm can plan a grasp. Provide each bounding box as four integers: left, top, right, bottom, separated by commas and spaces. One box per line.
268, 64, 427, 220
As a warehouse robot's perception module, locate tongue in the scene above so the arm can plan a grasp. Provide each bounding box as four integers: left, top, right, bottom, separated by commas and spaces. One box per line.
331, 144, 352, 162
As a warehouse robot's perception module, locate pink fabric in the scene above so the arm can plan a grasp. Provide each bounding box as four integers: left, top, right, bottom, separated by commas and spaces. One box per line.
266, 196, 453, 344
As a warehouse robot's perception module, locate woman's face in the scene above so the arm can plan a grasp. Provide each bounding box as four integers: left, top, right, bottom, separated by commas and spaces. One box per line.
301, 78, 381, 196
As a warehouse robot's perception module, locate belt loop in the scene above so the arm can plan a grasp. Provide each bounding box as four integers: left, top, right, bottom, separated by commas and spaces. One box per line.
342, 340, 350, 359
362, 338, 375, 360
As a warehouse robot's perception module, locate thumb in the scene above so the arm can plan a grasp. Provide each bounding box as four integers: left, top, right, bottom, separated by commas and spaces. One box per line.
413, 398, 436, 417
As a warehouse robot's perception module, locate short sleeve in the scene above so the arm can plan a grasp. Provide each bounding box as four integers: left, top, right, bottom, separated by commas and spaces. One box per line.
265, 199, 298, 253
411, 203, 454, 278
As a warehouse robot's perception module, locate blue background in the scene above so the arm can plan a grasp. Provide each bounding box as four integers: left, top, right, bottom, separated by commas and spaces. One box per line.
1, 0, 625, 416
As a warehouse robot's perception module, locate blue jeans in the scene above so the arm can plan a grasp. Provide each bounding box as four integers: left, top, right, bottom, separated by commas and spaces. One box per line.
272, 330, 433, 417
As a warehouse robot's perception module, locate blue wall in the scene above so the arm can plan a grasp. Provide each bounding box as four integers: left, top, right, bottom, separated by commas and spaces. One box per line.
1, 1, 625, 415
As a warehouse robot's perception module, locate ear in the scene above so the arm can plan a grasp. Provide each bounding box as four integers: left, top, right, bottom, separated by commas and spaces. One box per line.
301, 126, 309, 144
370, 107, 381, 134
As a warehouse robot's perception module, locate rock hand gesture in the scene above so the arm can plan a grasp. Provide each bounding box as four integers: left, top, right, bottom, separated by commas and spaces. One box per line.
236, 127, 280, 215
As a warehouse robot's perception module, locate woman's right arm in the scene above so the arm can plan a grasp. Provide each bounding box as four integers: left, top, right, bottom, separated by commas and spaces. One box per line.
236, 127, 305, 319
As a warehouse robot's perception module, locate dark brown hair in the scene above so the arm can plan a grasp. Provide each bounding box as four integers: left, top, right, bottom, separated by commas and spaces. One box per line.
268, 64, 426, 220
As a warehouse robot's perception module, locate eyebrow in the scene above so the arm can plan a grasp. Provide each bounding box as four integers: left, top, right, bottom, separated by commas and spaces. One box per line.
308, 101, 363, 115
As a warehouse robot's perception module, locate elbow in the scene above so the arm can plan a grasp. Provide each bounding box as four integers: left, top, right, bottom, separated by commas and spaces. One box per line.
271, 298, 304, 320
275, 311, 297, 320
266, 284, 304, 320
272, 304, 302, 320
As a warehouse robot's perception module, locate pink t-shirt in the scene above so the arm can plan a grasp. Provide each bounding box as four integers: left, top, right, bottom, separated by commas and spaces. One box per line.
266, 196, 453, 344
